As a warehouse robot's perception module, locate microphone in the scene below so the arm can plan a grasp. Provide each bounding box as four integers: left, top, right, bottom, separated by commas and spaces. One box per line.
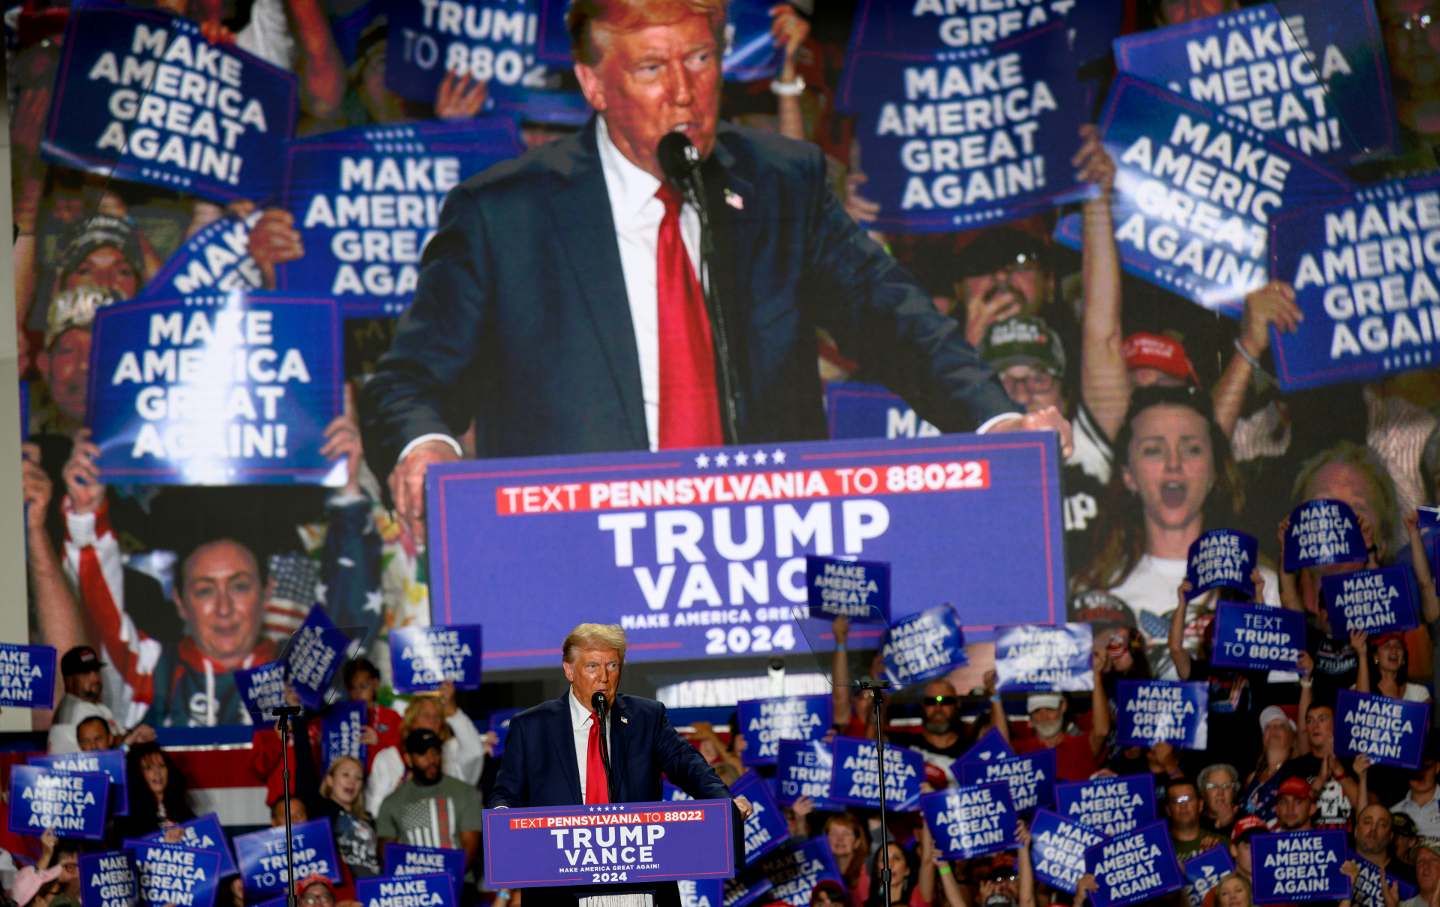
591, 691, 608, 722
658, 132, 703, 186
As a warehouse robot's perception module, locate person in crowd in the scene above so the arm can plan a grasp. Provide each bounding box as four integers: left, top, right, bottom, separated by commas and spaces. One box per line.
1355, 804, 1418, 888
1149, 0, 1239, 26
1169, 578, 1267, 774
1165, 778, 1225, 861
342, 658, 402, 772
995, 653, 1110, 782
812, 880, 848, 907
293, 874, 360, 907
1274, 775, 1317, 831
864, 840, 930, 907
1357, 631, 1434, 702
825, 812, 872, 907
1211, 875, 1253, 907
1123, 334, 1200, 391
1197, 763, 1241, 837
905, 679, 981, 788
115, 742, 196, 839
1077, 595, 1153, 699
376, 729, 483, 871
72, 715, 114, 754
1400, 840, 1440, 907
291, 705, 379, 879
5, 864, 63, 907
1290, 689, 1362, 829
31, 832, 79, 907
47, 645, 154, 753
29, 286, 119, 441
1241, 706, 1299, 822
1229, 815, 1268, 884
1075, 386, 1277, 677
364, 685, 485, 818
831, 615, 893, 742
359, 0, 1071, 542
1392, 812, 1421, 869
1392, 741, 1440, 838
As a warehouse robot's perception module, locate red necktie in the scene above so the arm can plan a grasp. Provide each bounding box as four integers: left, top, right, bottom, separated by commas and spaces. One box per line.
585, 713, 610, 804
655, 183, 723, 449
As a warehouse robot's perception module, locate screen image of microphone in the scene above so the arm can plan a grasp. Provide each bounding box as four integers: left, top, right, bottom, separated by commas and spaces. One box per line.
658, 132, 702, 183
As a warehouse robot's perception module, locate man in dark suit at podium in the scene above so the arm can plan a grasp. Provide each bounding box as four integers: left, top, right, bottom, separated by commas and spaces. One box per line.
490, 623, 749, 906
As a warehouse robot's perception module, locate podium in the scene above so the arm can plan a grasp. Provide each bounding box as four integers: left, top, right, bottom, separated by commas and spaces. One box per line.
483, 799, 737, 889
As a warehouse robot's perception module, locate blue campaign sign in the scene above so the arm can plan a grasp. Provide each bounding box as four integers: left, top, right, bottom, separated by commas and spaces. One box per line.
1186, 529, 1258, 597
30, 749, 128, 818
277, 119, 523, 318
428, 433, 1066, 670
140, 813, 236, 878
382, 843, 465, 880
1055, 774, 1157, 838
956, 727, 1015, 769
1210, 602, 1305, 672
755, 838, 844, 907
141, 211, 262, 299
1116, 680, 1209, 750
8, 764, 109, 840
42, 1, 296, 203
1029, 809, 1105, 895
828, 736, 924, 810
1113, 1, 1397, 165
726, 872, 774, 907
388, 624, 483, 693
357, 873, 454, 907
1251, 830, 1351, 904
1269, 174, 1440, 391
383, 0, 553, 114
1336, 689, 1430, 769
1323, 565, 1420, 637
1183, 847, 1235, 907
957, 748, 1057, 816
126, 840, 222, 907
881, 605, 968, 689
994, 624, 1093, 692
736, 694, 831, 766
0, 642, 56, 709
86, 292, 343, 486
825, 382, 938, 441
322, 701, 368, 771
287, 607, 352, 710
841, 0, 1122, 71
81, 850, 139, 907
234, 660, 287, 723
805, 555, 891, 622
1054, 75, 1351, 316
1284, 499, 1368, 571
1354, 856, 1418, 906
842, 22, 1092, 233
1085, 821, 1184, 907
487, 707, 521, 757
732, 770, 790, 865
921, 783, 1017, 860
682, 879, 726, 907
775, 739, 845, 811
233, 819, 342, 895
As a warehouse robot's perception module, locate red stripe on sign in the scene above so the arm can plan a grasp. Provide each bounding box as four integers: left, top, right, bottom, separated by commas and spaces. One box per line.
494, 462, 989, 514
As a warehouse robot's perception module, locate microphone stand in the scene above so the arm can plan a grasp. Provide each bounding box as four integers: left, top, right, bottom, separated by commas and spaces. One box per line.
593, 696, 615, 799
675, 169, 741, 445
855, 679, 893, 899
273, 705, 304, 907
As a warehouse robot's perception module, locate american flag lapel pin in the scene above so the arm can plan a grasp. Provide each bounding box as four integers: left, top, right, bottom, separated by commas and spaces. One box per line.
724, 188, 744, 210
621, 715, 629, 724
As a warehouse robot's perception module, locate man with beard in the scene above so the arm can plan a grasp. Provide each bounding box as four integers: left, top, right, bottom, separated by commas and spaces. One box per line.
997, 659, 1111, 783
376, 728, 483, 867
46, 645, 154, 753
1354, 803, 1418, 889
904, 679, 974, 788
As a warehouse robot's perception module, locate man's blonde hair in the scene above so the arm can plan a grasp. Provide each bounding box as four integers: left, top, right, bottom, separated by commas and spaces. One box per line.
563, 623, 628, 663
566, 0, 728, 65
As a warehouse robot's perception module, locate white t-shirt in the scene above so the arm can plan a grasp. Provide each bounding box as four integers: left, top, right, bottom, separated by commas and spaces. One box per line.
1107, 555, 1283, 680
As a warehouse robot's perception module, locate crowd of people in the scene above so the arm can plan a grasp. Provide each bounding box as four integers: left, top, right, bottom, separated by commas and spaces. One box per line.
5, 0, 1440, 905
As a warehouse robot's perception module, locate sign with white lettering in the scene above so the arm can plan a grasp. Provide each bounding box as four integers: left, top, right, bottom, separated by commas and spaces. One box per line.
389, 624, 482, 693
1055, 774, 1157, 838
1114, 681, 1209, 750
1284, 499, 1368, 571
956, 748, 1057, 816
1029, 809, 1105, 894
0, 642, 56, 709
1250, 830, 1350, 904
9, 764, 109, 840
828, 736, 924, 810
1186, 529, 1258, 597
1322, 565, 1419, 637
881, 605, 968, 689
736, 695, 831, 766
1210, 602, 1305, 672
1084, 821, 1184, 907
994, 624, 1093, 692
1335, 689, 1429, 769
806, 555, 890, 622
921, 783, 1017, 860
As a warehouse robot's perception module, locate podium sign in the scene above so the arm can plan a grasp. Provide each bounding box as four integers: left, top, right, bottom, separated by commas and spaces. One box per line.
483, 799, 736, 888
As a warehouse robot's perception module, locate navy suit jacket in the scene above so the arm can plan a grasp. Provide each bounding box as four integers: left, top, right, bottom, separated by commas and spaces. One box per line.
359, 118, 1014, 478
489, 693, 734, 907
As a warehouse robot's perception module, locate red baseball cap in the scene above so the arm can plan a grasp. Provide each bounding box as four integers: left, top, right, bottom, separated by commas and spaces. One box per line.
1231, 815, 1269, 842
294, 874, 335, 898
1277, 776, 1314, 801
1123, 333, 1199, 384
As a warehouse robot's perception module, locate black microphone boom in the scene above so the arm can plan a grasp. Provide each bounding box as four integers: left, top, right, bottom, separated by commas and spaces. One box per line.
591, 691, 608, 718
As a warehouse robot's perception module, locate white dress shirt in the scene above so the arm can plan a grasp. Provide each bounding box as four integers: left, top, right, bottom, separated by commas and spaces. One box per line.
569, 686, 614, 803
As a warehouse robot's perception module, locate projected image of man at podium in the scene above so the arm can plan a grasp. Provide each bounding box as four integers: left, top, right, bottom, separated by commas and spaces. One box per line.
491, 623, 752, 906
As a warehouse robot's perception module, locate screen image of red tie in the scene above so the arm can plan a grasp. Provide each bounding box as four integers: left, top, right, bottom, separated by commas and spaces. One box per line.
655, 183, 723, 449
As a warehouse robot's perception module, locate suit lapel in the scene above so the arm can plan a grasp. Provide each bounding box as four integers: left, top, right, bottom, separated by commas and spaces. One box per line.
545, 120, 648, 448
552, 694, 583, 803
700, 142, 753, 435
609, 695, 629, 803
